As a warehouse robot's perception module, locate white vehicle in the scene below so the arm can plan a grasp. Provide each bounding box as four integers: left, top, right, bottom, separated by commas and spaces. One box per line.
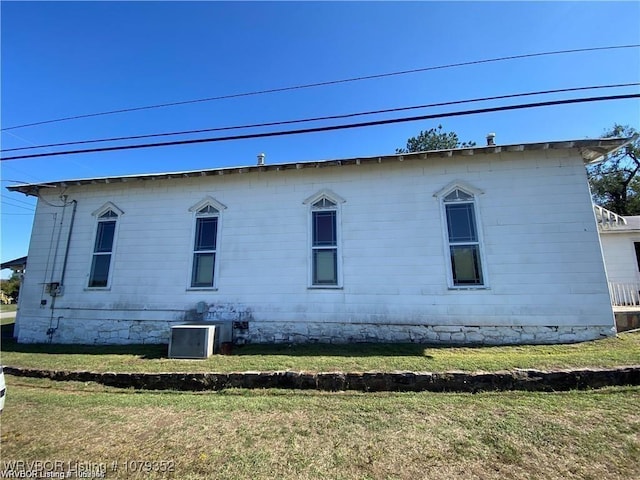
0, 365, 6, 413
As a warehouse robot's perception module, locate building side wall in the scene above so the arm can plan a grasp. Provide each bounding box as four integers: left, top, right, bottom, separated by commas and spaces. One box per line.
600, 232, 640, 284
16, 149, 615, 345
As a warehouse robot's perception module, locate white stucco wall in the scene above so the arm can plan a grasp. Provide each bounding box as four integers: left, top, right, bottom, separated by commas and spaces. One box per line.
15, 147, 615, 345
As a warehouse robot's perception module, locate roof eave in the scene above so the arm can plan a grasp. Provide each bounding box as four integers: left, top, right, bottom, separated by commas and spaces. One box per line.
6, 137, 633, 196
580, 133, 639, 165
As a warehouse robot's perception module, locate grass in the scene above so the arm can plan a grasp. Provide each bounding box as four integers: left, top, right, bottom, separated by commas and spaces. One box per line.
0, 304, 18, 314
1, 377, 639, 479
1, 331, 639, 374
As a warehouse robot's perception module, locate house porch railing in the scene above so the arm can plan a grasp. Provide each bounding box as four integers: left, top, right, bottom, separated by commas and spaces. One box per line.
608, 282, 640, 307
594, 205, 628, 230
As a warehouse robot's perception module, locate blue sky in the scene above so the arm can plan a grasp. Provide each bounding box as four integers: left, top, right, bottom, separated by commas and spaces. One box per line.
1, 1, 639, 277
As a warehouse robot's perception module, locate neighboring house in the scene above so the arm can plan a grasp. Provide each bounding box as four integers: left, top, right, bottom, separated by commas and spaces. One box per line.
0, 256, 26, 306
6, 137, 631, 346
595, 205, 640, 331
1, 256, 27, 275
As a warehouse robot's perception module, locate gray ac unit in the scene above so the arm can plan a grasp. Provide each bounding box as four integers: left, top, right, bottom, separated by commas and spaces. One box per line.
169, 325, 217, 359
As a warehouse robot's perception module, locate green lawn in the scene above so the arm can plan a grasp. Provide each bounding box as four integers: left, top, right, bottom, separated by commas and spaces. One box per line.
2, 330, 639, 374
0, 303, 18, 314
1, 377, 639, 479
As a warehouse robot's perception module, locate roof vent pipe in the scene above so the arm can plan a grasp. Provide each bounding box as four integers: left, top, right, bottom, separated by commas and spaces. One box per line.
257, 153, 265, 165
486, 133, 496, 146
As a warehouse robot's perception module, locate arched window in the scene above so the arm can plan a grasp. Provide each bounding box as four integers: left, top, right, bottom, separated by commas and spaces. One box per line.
437, 183, 486, 287
303, 189, 345, 287
88, 203, 123, 288
188, 197, 226, 289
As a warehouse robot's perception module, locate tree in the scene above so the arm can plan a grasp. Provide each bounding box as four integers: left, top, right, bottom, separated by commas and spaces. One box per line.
0, 273, 21, 303
396, 124, 476, 154
588, 125, 640, 215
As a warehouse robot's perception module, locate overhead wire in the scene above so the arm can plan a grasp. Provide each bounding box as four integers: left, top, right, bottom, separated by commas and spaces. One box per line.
3, 82, 638, 153
1, 200, 35, 211
1, 44, 638, 131
1, 93, 638, 162
1, 194, 35, 206
1, 179, 33, 184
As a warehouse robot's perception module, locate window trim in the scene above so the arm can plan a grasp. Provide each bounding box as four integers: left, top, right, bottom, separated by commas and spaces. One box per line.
304, 189, 345, 289
633, 241, 640, 274
435, 182, 489, 290
187, 197, 226, 290
87, 203, 123, 290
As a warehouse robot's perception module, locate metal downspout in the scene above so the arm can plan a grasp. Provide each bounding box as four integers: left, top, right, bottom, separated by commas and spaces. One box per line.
59, 200, 78, 288
47, 199, 77, 342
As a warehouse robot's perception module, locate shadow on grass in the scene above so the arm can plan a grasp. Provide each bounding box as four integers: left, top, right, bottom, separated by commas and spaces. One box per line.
1, 339, 166, 359
1, 322, 15, 338
1, 339, 438, 359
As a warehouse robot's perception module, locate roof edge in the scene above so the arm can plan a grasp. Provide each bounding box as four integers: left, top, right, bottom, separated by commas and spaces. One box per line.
6, 137, 633, 196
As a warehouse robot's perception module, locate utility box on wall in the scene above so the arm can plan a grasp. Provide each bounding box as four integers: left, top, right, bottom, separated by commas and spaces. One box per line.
168, 325, 217, 359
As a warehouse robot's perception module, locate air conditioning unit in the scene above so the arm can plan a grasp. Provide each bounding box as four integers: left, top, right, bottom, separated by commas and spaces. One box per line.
169, 325, 217, 359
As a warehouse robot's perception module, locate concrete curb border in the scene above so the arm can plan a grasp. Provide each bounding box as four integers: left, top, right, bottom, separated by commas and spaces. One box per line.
5, 365, 640, 392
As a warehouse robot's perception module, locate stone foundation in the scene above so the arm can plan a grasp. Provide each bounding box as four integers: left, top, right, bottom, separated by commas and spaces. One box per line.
16, 317, 178, 345
15, 313, 615, 346
244, 322, 615, 345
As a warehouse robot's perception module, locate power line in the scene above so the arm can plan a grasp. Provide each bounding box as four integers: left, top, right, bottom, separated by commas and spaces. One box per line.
2, 44, 638, 132
1, 200, 35, 211
2, 198, 35, 208
1, 93, 637, 162
3, 82, 638, 154
1, 194, 35, 206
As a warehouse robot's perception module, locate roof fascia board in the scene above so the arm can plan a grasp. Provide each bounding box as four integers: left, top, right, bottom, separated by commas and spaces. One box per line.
6, 137, 632, 196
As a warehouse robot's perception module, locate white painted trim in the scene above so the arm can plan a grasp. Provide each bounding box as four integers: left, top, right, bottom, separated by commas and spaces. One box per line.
91, 201, 124, 217
433, 180, 484, 198
302, 188, 346, 205
188, 196, 227, 213
629, 238, 640, 283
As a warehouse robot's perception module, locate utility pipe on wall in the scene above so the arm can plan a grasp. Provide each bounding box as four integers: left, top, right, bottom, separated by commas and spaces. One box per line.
59, 199, 78, 289
47, 198, 77, 341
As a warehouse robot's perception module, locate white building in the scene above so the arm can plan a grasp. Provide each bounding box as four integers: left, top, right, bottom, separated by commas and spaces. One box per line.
7, 138, 631, 345
595, 205, 640, 331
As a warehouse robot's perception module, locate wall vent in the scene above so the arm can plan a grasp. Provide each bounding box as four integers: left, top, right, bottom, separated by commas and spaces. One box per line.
169, 325, 217, 359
